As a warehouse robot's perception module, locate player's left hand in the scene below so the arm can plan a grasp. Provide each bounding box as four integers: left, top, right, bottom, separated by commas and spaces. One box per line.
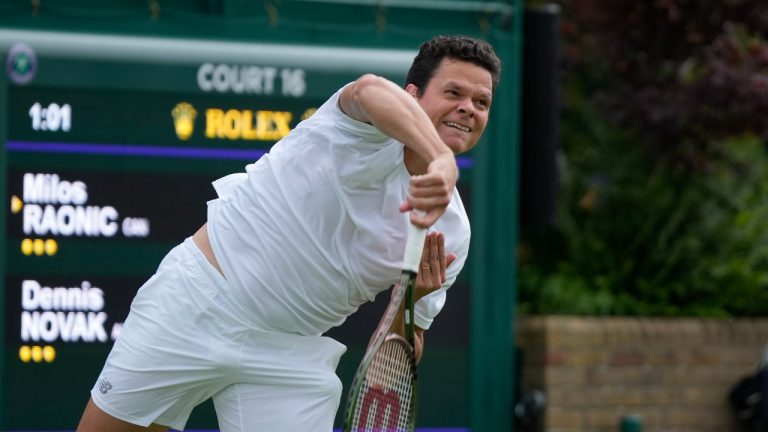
414, 231, 457, 301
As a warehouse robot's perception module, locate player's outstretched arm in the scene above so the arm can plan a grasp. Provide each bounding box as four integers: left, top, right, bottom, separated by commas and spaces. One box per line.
339, 74, 458, 228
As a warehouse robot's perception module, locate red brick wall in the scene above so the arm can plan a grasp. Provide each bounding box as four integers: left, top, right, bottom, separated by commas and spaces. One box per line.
516, 316, 768, 432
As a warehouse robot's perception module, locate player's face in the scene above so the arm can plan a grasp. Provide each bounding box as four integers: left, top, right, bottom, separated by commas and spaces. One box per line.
407, 58, 493, 154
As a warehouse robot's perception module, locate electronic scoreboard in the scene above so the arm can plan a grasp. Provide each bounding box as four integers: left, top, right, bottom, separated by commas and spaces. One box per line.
1, 29, 473, 430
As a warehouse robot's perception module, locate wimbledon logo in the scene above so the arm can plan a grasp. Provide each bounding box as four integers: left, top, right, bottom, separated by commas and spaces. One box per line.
6, 42, 37, 85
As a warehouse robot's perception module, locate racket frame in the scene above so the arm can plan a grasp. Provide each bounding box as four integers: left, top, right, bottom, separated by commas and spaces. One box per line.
343, 224, 426, 432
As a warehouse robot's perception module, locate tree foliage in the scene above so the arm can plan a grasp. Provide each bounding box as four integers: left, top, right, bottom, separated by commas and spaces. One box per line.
519, 0, 768, 316
561, 0, 768, 166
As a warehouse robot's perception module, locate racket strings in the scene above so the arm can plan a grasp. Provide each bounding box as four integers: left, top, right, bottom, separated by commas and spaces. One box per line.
351, 339, 415, 432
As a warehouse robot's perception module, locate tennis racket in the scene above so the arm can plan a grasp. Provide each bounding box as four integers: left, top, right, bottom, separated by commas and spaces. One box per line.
343, 223, 427, 432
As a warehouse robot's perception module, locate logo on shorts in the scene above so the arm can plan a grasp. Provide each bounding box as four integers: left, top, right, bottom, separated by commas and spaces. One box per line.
98, 377, 113, 394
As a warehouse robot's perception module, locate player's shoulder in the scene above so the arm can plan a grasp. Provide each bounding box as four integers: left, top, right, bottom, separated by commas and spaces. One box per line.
307, 83, 387, 140
303, 86, 346, 124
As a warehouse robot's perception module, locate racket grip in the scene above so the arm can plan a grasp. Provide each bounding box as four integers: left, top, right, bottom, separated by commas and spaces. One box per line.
403, 223, 427, 273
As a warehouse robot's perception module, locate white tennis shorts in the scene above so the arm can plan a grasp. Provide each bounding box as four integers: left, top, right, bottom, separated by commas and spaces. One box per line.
90, 237, 347, 431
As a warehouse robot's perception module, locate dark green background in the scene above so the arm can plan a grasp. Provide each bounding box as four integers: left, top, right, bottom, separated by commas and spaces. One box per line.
1, 2, 521, 429
2, 30, 471, 430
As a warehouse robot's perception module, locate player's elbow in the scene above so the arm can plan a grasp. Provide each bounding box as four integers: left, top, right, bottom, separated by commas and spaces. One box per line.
352, 75, 391, 104
354, 74, 388, 93
345, 75, 393, 119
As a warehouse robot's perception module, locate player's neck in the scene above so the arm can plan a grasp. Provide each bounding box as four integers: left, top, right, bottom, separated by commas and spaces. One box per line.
403, 147, 428, 175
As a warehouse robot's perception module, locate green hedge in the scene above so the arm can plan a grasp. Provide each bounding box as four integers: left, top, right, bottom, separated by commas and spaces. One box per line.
519, 1, 768, 316
519, 100, 768, 316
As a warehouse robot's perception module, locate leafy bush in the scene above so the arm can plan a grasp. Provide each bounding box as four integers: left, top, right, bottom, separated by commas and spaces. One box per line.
519, 1, 768, 316
520, 110, 768, 316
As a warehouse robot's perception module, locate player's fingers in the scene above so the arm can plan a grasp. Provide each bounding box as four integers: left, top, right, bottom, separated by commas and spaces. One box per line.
430, 233, 440, 282
401, 195, 447, 223
418, 234, 440, 288
429, 232, 445, 289
435, 232, 446, 281
420, 234, 430, 262
408, 185, 451, 199
408, 175, 451, 210
409, 172, 438, 185
409, 195, 449, 215
399, 199, 414, 213
446, 252, 457, 268
410, 207, 444, 228
409, 203, 448, 227
418, 233, 432, 279
410, 171, 453, 188
409, 192, 449, 205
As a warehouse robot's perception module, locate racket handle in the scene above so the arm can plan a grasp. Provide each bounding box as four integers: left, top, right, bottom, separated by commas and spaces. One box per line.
403, 223, 427, 274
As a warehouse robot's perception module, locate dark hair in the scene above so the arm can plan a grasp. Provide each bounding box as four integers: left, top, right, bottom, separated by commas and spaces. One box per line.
406, 35, 501, 96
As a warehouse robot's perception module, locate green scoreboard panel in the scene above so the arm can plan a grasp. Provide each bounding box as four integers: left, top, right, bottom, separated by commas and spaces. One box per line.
1, 29, 473, 430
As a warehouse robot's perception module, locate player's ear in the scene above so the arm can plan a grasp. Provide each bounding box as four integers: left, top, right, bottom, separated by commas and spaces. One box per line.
405, 84, 420, 99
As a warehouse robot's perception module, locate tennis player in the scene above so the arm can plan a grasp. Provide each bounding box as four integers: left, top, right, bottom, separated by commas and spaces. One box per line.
76, 35, 500, 432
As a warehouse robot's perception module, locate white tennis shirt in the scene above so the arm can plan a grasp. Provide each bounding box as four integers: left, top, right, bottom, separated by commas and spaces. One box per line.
206, 85, 470, 336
